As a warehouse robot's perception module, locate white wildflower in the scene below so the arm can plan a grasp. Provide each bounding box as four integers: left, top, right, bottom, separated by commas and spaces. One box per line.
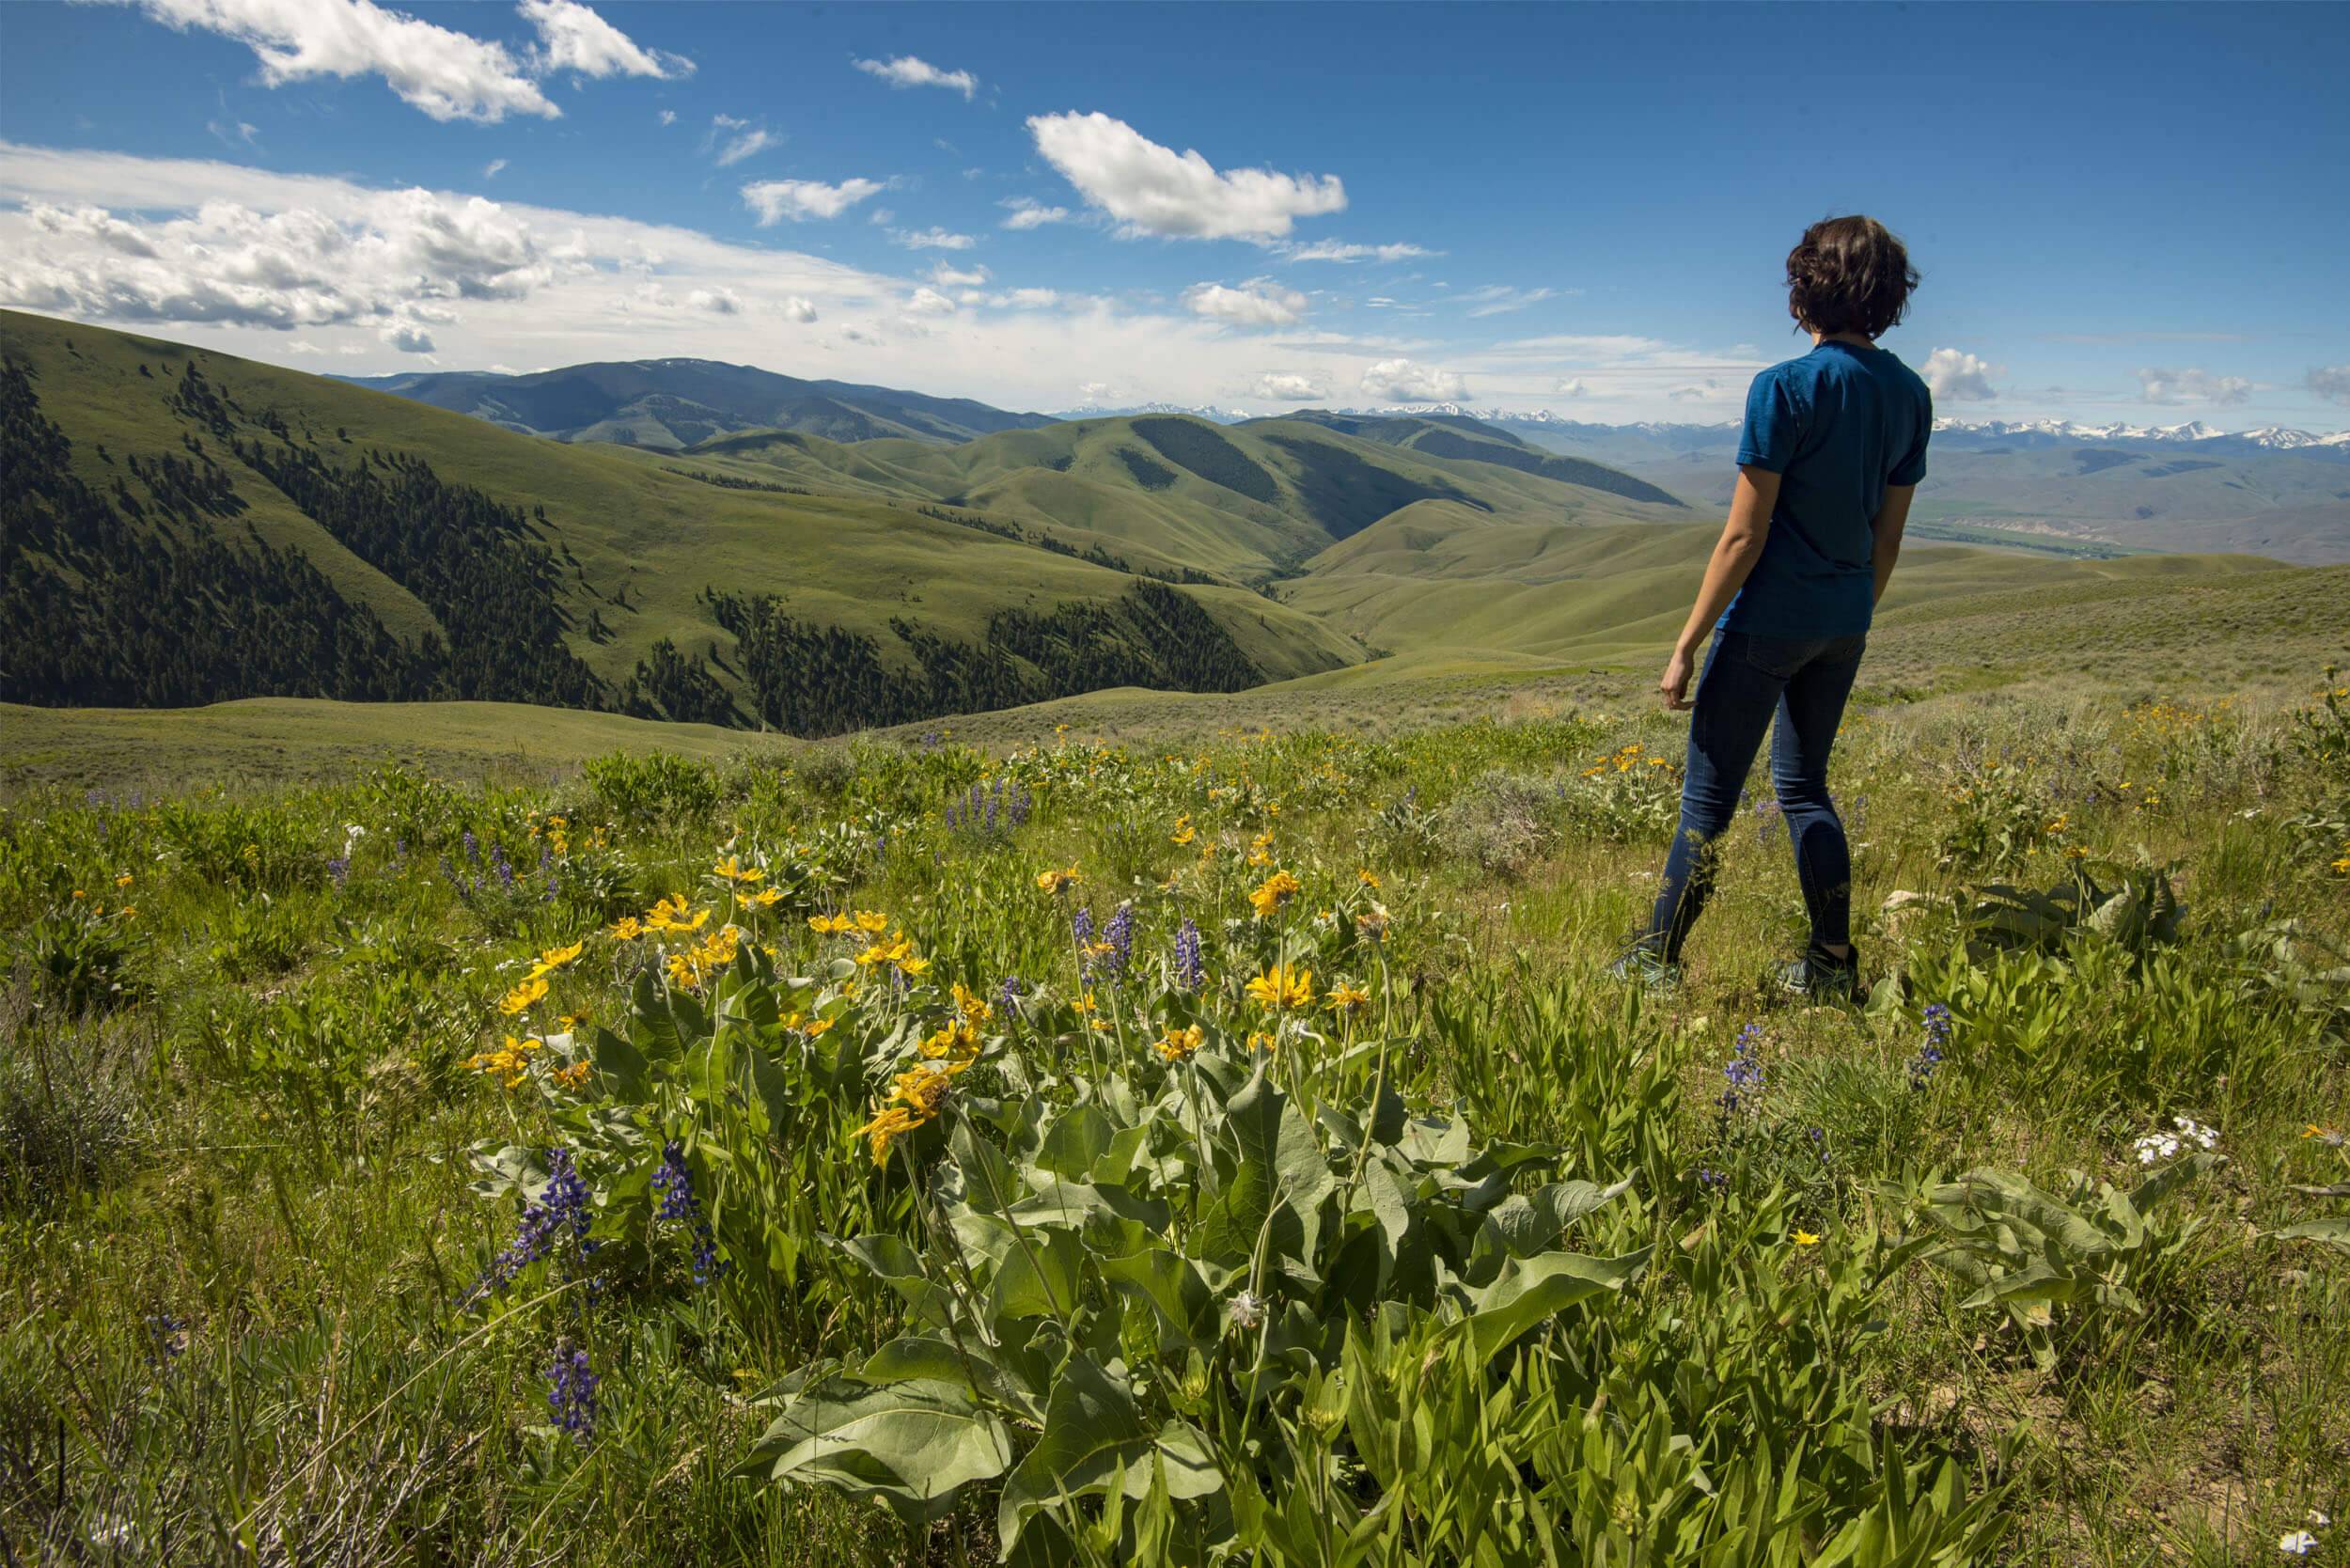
2280, 1530, 2318, 1556
2309, 1510, 2331, 1527
1227, 1291, 1266, 1331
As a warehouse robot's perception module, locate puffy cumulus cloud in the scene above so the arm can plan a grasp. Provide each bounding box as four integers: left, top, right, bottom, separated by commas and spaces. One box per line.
892, 226, 976, 250
1359, 358, 1465, 402
1920, 347, 1998, 401
4, 190, 564, 333
1026, 112, 1344, 240
116, 0, 678, 123
379, 320, 435, 353
519, 0, 690, 79
1459, 284, 1558, 318
2138, 366, 2251, 405
996, 288, 1058, 310
1666, 381, 1727, 404
2304, 365, 2350, 405
905, 286, 957, 315
780, 295, 819, 323
1276, 239, 1433, 263
853, 55, 978, 101
1251, 371, 1326, 401
1553, 378, 1588, 398
927, 262, 989, 288
686, 287, 740, 314
742, 177, 884, 224
999, 197, 1070, 230
1183, 278, 1308, 328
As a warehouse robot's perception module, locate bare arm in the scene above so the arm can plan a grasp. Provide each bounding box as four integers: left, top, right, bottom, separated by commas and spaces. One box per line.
1657, 465, 1779, 709
1870, 483, 1915, 605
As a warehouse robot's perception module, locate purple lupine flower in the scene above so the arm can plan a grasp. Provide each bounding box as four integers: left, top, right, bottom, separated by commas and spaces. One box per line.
493, 842, 515, 890
470, 1147, 593, 1302
1071, 906, 1095, 950
997, 976, 1027, 1016
462, 829, 478, 864
652, 1140, 723, 1284
1101, 902, 1135, 980
1007, 785, 1031, 828
1719, 1023, 1765, 1114
1911, 1003, 1951, 1089
547, 1342, 599, 1447
327, 855, 350, 886
1694, 1167, 1729, 1193
1172, 918, 1205, 992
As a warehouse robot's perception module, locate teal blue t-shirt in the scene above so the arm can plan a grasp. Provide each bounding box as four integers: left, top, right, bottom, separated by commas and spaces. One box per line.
1719, 341, 1932, 638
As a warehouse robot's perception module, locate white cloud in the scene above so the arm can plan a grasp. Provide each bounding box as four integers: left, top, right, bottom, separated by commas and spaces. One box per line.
121, 0, 558, 121
1183, 278, 1308, 328
686, 287, 740, 314
999, 197, 1071, 230
286, 338, 323, 353
906, 286, 956, 314
1920, 347, 1998, 402
1276, 240, 1433, 263
892, 226, 976, 250
1460, 284, 1557, 318
1359, 358, 1465, 401
519, 0, 689, 79
853, 55, 978, 101
928, 262, 989, 288
1251, 371, 1326, 401
741, 178, 885, 224
1666, 382, 1725, 404
2138, 366, 2252, 405
379, 321, 434, 353
1553, 378, 1588, 398
2310, 365, 2350, 405
706, 118, 781, 166
1026, 111, 1345, 240
996, 288, 1058, 310
483, 157, 508, 180
658, 108, 676, 126
780, 295, 819, 323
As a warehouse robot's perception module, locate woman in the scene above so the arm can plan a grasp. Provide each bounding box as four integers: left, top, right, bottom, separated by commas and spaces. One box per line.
1614, 215, 1932, 997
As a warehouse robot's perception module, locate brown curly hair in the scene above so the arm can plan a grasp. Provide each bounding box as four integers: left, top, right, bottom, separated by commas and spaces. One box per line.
1785, 216, 1919, 339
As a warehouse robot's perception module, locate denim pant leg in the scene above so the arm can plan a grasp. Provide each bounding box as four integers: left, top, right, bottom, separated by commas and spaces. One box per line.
1643, 635, 1784, 961
1768, 635, 1866, 950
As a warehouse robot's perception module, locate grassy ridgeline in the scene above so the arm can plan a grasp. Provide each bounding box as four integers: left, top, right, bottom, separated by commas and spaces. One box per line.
3, 671, 2345, 1563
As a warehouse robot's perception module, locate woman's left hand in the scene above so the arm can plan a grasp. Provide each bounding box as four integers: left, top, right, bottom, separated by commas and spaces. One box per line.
1659, 647, 1696, 710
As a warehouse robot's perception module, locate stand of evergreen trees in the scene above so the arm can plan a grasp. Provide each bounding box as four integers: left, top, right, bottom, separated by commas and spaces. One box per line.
707, 579, 1261, 737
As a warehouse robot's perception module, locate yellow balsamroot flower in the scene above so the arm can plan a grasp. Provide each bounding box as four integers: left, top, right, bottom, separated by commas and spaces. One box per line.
643, 894, 711, 934
115, 871, 133, 887
808, 912, 854, 935
1037, 866, 1081, 895
1325, 981, 1370, 1015
805, 1016, 837, 1039
892, 1060, 966, 1118
1155, 1024, 1205, 1061
556, 1012, 589, 1032
2331, 853, 2350, 875
1247, 1029, 1278, 1054
1246, 830, 1275, 868
528, 940, 585, 980
853, 910, 890, 933
713, 855, 765, 885
1245, 964, 1314, 1011
1170, 815, 1198, 846
499, 975, 549, 1016
950, 982, 994, 1023
855, 1105, 925, 1167
922, 1019, 979, 1062
549, 1060, 592, 1090
666, 924, 744, 990
751, 886, 785, 908
465, 1034, 543, 1089
610, 915, 644, 941
118, 906, 137, 920
1247, 870, 1302, 919
1793, 1230, 1821, 1247
1356, 903, 1391, 942
1357, 869, 1381, 889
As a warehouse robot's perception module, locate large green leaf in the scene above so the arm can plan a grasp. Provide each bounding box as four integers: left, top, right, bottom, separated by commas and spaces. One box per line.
1195, 1071, 1335, 1274
743, 1376, 1011, 1524
1458, 1247, 1651, 1365
996, 1355, 1221, 1555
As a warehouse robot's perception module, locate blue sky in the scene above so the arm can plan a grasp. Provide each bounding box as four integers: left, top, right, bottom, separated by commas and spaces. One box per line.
3, 0, 2345, 427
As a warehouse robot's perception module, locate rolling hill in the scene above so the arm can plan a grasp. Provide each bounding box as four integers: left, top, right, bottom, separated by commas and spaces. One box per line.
340, 356, 1058, 448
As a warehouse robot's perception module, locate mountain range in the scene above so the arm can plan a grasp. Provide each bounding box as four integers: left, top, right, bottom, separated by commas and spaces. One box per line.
5, 309, 2340, 743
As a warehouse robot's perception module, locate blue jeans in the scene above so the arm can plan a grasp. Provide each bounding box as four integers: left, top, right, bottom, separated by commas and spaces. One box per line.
1640, 630, 1867, 962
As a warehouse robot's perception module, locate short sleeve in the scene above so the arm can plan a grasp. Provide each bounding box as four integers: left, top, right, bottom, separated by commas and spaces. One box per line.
1734, 368, 1800, 473
1888, 384, 1933, 485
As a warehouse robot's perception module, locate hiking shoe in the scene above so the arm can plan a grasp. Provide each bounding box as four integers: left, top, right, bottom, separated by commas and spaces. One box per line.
1607, 942, 1684, 992
1778, 944, 1860, 1002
